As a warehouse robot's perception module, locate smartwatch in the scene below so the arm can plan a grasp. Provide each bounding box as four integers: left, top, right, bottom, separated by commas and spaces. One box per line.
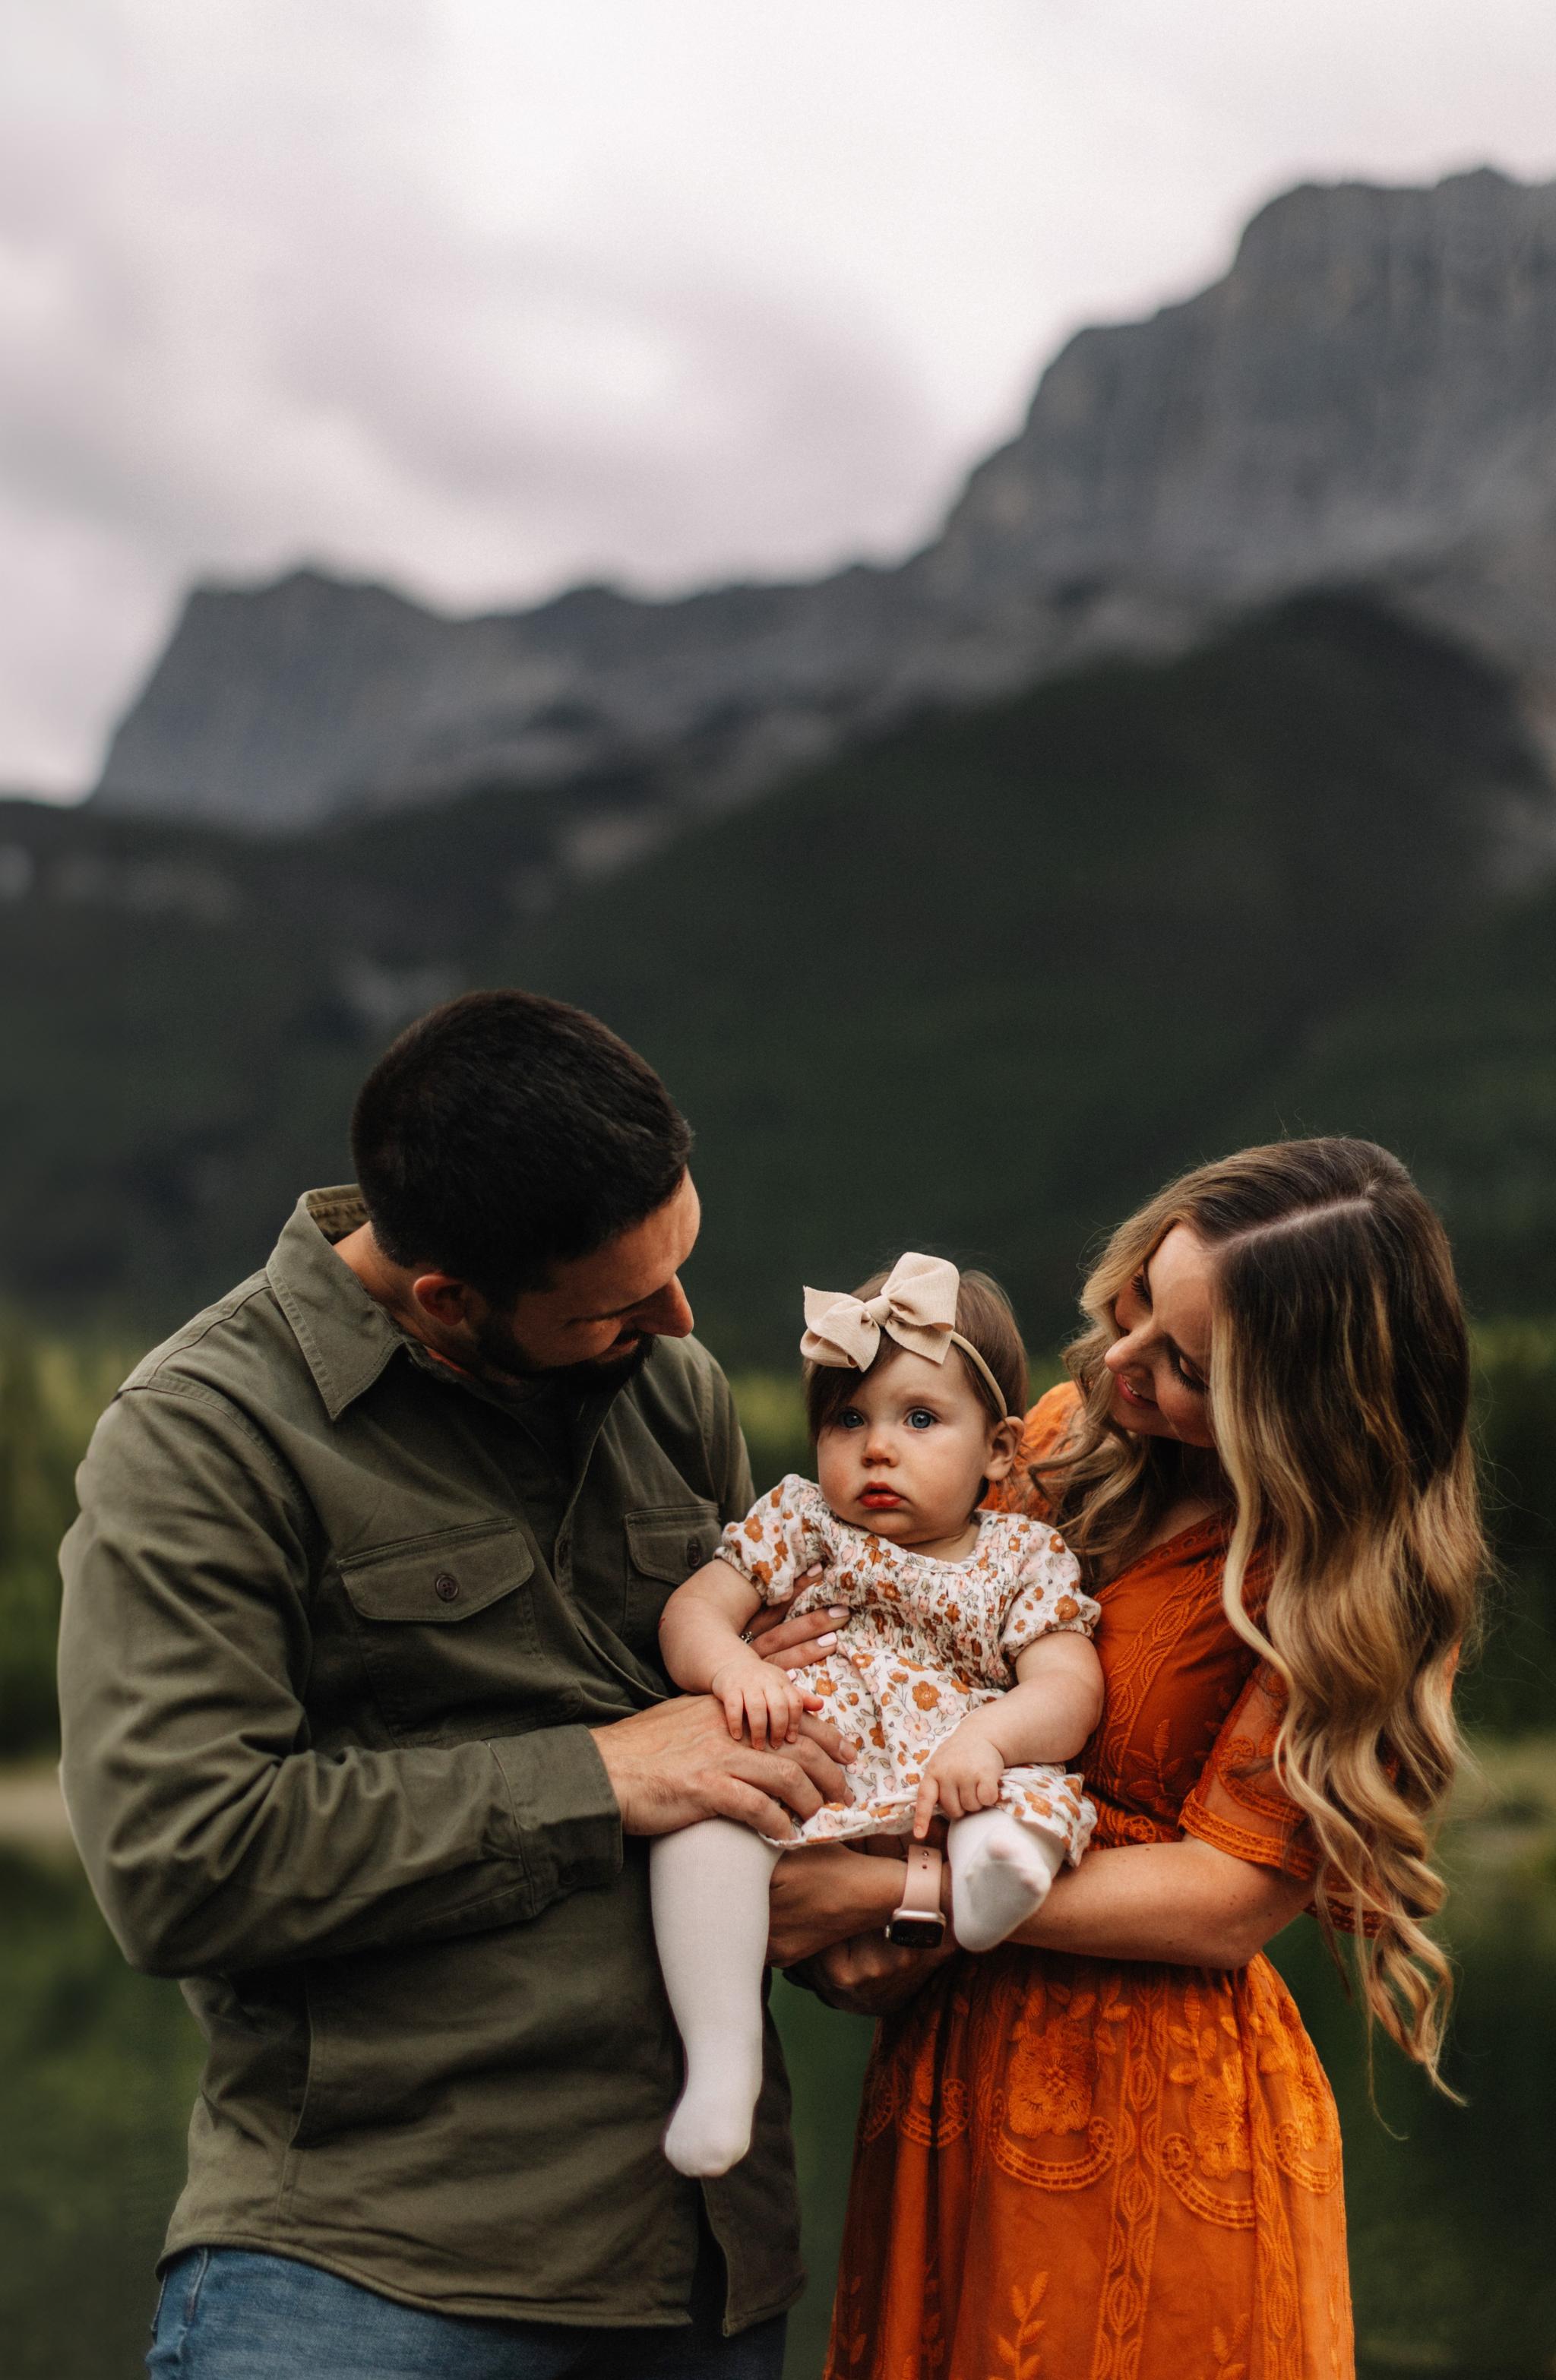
884, 1841, 946, 1948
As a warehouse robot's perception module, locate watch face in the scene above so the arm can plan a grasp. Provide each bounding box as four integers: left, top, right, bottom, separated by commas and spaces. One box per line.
884, 1915, 946, 1949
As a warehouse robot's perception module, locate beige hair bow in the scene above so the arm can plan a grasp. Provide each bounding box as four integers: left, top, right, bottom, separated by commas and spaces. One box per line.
801, 1251, 1008, 1418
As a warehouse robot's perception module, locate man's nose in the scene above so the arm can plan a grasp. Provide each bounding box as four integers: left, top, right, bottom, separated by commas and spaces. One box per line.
637, 1277, 694, 1339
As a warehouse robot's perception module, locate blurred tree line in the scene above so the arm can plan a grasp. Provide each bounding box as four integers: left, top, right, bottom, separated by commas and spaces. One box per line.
0, 1328, 127, 1757
2, 1324, 1553, 1761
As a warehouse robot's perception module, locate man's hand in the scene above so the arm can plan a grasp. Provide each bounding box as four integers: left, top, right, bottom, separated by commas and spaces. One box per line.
590, 1695, 852, 1839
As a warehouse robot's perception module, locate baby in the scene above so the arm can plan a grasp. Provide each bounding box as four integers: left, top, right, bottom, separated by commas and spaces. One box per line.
650, 1253, 1103, 2176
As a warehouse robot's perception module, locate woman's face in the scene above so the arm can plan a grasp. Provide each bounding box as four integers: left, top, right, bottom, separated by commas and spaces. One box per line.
1103, 1222, 1217, 1450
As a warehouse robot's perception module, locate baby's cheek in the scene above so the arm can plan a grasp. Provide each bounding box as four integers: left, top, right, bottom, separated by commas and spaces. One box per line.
814, 1438, 852, 1509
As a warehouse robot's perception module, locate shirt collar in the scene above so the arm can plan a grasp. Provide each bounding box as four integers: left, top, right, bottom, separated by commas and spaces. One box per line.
265, 1186, 647, 1430
266, 1187, 408, 1423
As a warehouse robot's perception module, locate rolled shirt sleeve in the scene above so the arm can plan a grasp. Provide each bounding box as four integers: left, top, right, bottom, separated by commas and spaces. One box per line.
59, 1382, 623, 1979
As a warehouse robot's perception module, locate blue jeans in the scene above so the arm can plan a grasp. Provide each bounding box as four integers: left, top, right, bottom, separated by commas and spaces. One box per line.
147, 2242, 788, 2379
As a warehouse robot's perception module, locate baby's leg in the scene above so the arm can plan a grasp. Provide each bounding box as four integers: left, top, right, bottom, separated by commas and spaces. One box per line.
649, 1819, 783, 2177
947, 1809, 1068, 1954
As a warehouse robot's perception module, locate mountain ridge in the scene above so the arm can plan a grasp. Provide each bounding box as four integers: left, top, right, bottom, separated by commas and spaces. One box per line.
93, 165, 1556, 833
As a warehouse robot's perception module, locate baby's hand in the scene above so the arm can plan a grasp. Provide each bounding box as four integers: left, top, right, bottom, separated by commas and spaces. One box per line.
913, 1727, 1004, 1835
708, 1654, 823, 1750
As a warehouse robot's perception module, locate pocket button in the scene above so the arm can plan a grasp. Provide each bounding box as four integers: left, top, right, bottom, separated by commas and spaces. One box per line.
434, 1572, 460, 1603
685, 1535, 703, 1570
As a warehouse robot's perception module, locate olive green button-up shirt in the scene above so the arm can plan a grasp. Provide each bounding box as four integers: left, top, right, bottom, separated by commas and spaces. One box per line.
57, 1189, 802, 2332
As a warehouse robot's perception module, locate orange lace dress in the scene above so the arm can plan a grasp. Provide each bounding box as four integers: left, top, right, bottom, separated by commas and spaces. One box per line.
824, 1386, 1352, 2380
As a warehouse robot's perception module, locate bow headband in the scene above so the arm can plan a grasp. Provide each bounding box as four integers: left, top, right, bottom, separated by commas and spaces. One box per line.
800, 1252, 1009, 1419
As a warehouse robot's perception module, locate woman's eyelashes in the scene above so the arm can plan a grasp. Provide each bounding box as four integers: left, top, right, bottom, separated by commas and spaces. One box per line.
1122, 1267, 1204, 1392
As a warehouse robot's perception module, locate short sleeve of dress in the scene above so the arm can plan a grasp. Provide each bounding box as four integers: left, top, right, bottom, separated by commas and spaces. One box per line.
998, 1522, 1102, 1662
1178, 1661, 1319, 1884
715, 1474, 830, 1604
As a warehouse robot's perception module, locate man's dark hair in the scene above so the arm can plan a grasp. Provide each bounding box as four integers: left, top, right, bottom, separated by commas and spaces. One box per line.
350, 991, 693, 1304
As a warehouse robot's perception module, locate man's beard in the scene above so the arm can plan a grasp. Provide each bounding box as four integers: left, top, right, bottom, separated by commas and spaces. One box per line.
469, 1313, 655, 1395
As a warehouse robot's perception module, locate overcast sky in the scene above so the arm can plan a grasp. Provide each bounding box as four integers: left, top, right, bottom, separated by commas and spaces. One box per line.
8, 0, 1556, 795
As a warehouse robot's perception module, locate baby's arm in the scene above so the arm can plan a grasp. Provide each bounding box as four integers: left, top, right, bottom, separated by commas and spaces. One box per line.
660, 1559, 823, 1750
913, 1634, 1104, 1835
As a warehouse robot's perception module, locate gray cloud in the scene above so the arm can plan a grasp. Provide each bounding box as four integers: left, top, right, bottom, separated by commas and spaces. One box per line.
6, 0, 1556, 790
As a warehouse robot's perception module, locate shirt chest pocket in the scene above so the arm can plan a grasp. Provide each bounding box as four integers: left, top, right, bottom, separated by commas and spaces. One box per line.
621, 1499, 722, 1648
337, 1522, 542, 1746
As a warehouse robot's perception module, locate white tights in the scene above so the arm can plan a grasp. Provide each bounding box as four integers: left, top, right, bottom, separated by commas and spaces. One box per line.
648, 1809, 1068, 2178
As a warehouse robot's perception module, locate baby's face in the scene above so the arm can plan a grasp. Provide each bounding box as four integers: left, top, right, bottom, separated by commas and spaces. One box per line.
815, 1348, 1016, 1553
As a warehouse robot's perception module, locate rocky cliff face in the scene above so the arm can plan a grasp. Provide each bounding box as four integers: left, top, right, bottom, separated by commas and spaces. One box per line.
94, 166, 1556, 831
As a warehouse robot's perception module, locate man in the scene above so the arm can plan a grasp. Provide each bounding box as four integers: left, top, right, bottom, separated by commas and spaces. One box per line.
59, 991, 852, 2379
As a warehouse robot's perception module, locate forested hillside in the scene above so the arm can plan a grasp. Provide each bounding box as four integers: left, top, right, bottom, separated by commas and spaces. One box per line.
2, 594, 1552, 1361
512, 594, 1554, 1360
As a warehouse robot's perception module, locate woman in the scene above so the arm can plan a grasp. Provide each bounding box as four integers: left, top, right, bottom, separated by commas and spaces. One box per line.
762, 1138, 1482, 2380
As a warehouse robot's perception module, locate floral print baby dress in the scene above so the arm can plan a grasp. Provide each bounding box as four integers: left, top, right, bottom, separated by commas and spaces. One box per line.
716, 1474, 1099, 1857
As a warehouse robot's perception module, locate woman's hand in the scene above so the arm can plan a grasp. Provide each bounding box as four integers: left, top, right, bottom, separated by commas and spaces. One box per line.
766, 1840, 901, 1967
788, 1930, 956, 2017
746, 1569, 850, 1671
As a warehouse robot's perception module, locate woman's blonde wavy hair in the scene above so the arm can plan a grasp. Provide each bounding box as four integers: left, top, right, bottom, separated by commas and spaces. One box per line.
1036, 1137, 1483, 2089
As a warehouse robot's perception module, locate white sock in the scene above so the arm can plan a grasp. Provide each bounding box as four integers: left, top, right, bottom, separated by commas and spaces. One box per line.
649, 1819, 783, 2178
947, 1809, 1067, 1954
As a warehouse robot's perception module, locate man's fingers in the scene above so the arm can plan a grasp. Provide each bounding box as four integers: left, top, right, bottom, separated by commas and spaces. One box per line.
795, 1711, 853, 1764
786, 1728, 851, 1805
732, 1744, 826, 1822
709, 1777, 793, 1840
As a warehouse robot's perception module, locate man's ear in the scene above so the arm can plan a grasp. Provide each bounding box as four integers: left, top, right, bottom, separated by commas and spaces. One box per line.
410, 1272, 477, 1332
982, 1413, 1023, 1483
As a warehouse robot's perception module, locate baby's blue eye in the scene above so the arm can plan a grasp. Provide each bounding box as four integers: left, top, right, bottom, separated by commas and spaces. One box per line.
906, 1408, 937, 1430
837, 1408, 866, 1430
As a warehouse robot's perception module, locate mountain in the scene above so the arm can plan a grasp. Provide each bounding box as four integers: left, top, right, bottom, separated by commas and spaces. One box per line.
9, 593, 1554, 1358
94, 166, 1556, 836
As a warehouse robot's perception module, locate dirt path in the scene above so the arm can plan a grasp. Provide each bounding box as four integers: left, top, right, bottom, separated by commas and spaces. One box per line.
0, 1763, 74, 1852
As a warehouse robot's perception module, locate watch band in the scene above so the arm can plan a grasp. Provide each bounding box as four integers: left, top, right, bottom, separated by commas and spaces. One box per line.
887, 1841, 945, 1942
